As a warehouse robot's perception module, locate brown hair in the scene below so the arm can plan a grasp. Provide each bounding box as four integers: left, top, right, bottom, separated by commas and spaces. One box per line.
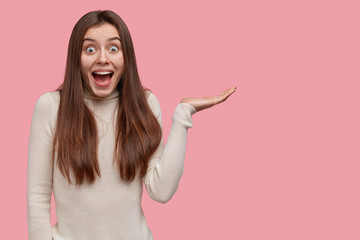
53, 10, 162, 184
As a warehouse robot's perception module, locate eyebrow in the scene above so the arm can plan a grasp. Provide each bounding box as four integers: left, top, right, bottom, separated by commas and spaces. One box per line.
83, 37, 121, 42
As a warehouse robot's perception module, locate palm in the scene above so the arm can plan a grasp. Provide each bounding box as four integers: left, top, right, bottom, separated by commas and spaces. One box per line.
180, 86, 236, 112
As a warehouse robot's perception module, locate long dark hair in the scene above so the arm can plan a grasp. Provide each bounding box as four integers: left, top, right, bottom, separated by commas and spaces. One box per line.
53, 10, 162, 184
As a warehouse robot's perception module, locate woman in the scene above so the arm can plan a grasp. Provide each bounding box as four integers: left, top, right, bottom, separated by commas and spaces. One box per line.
27, 10, 235, 240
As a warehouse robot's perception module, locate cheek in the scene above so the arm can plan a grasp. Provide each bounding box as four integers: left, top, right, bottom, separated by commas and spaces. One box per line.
80, 55, 91, 75
113, 54, 125, 69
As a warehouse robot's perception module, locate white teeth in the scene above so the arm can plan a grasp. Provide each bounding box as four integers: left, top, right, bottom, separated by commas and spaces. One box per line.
93, 71, 112, 75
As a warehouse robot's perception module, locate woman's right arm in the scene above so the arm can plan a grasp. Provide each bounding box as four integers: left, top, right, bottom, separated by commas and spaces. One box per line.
27, 93, 54, 240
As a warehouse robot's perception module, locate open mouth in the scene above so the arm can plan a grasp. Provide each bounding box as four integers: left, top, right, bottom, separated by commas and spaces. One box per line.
92, 71, 114, 87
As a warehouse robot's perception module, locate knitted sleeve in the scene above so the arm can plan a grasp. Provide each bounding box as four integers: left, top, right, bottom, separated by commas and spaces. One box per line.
27, 93, 54, 240
144, 93, 196, 203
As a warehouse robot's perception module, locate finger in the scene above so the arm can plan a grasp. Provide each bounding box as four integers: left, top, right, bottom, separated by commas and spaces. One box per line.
217, 86, 236, 98
223, 86, 236, 96
213, 86, 236, 104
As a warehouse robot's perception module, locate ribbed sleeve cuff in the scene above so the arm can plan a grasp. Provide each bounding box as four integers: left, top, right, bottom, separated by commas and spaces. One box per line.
172, 103, 197, 128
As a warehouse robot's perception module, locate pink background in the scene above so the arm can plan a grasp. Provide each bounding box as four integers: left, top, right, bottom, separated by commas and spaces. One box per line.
0, 0, 359, 239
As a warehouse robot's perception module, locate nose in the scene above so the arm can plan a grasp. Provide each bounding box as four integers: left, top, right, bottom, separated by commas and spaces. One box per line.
97, 49, 110, 64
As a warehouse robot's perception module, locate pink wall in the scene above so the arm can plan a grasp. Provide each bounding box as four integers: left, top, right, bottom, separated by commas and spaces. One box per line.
1, 0, 359, 239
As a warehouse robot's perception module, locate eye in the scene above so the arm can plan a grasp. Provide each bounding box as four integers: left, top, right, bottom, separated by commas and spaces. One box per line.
110, 46, 119, 52
85, 47, 95, 53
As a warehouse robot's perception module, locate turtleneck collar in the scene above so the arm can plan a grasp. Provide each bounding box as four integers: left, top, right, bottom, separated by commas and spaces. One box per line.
83, 88, 119, 101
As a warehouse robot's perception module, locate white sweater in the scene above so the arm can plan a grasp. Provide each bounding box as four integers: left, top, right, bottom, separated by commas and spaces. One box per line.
27, 90, 196, 240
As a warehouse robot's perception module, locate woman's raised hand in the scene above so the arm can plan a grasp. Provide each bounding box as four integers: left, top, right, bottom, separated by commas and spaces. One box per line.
180, 86, 236, 112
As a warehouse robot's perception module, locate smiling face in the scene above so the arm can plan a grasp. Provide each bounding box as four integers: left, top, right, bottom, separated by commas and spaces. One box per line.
80, 22, 125, 98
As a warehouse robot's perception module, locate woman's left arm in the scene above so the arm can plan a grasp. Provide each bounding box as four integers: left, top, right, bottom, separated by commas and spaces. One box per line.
144, 86, 236, 203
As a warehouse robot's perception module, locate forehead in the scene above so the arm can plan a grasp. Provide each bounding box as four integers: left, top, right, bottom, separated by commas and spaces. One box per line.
84, 22, 120, 39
